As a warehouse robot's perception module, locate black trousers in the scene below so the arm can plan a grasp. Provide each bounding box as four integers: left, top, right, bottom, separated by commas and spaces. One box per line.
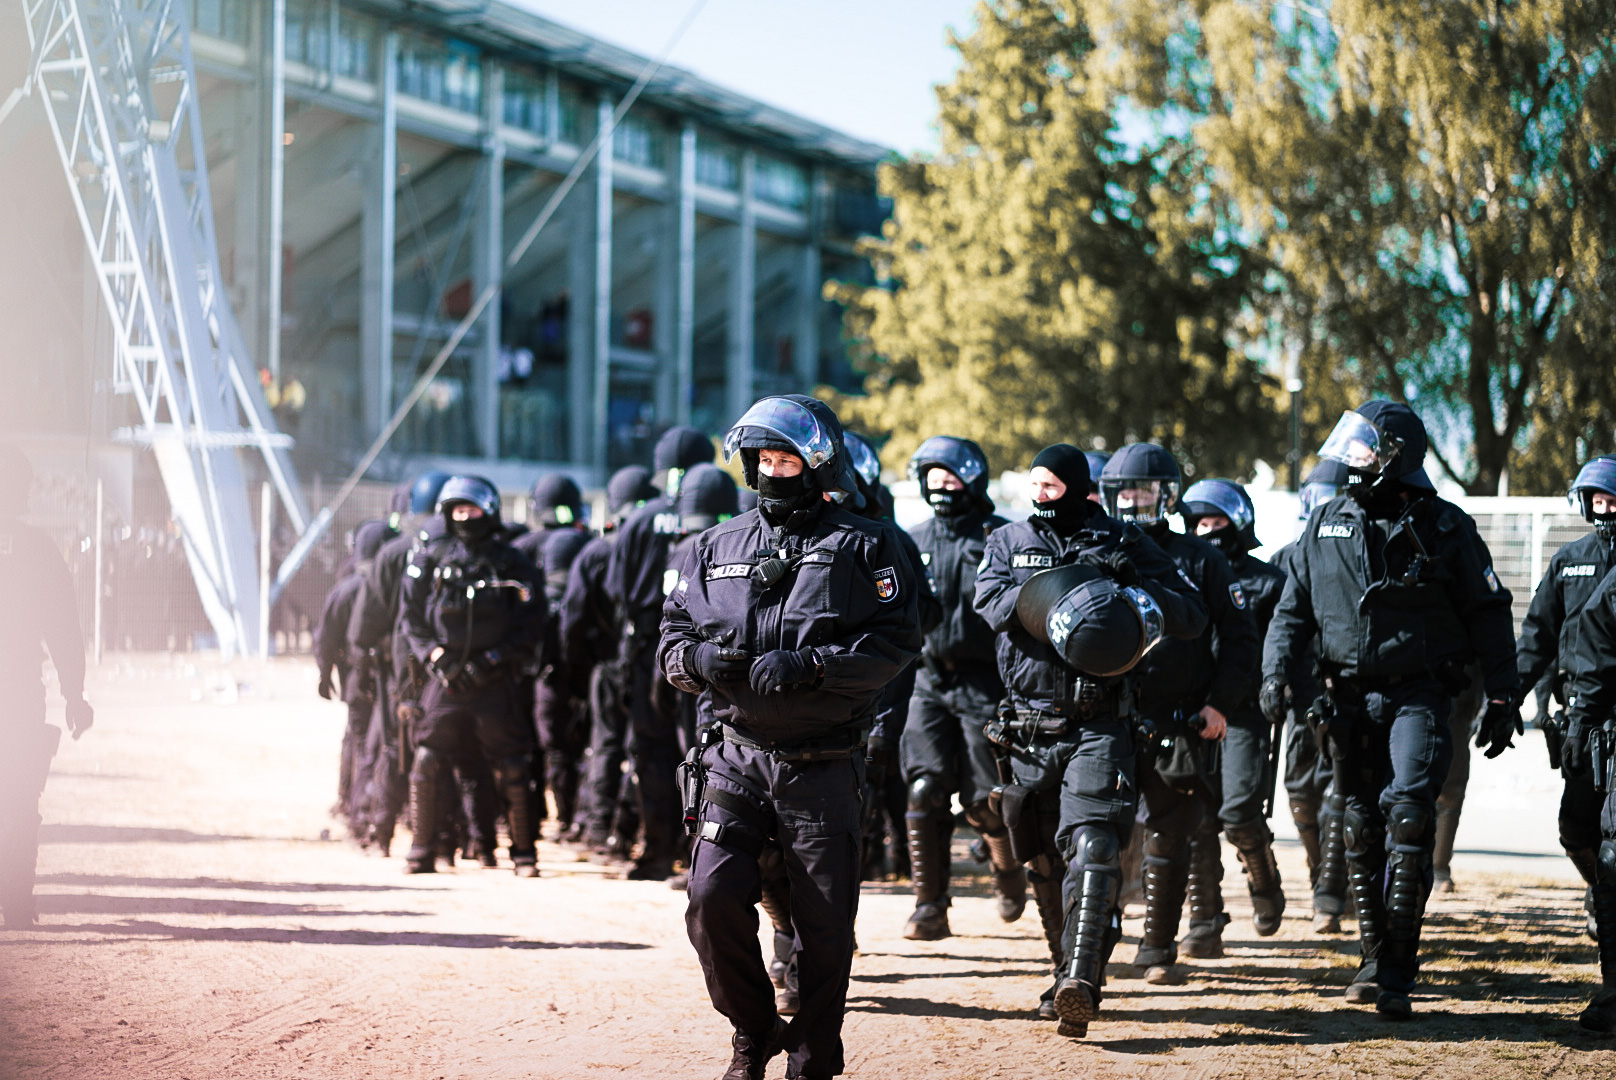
625, 636, 682, 864
535, 665, 590, 825
1217, 716, 1269, 826
582, 659, 631, 842
686, 739, 864, 1079
900, 668, 1003, 807
0, 701, 55, 921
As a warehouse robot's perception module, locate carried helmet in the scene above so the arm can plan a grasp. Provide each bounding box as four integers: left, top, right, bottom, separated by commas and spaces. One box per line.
907, 435, 993, 515
1181, 478, 1258, 554
1098, 443, 1180, 525
677, 463, 740, 533
1015, 564, 1166, 677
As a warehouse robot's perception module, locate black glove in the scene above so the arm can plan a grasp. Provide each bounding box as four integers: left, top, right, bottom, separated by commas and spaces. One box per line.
1474, 697, 1523, 759
750, 649, 817, 695
1562, 717, 1591, 777
1081, 550, 1138, 587
65, 698, 94, 740
865, 733, 893, 775
689, 642, 752, 685
317, 671, 336, 700
1259, 676, 1288, 725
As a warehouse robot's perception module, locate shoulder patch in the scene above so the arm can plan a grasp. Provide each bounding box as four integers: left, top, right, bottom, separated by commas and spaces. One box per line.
1561, 564, 1597, 578
1484, 565, 1500, 593
705, 563, 753, 581
1012, 553, 1054, 570
1228, 581, 1247, 609
874, 566, 900, 602
1318, 523, 1355, 539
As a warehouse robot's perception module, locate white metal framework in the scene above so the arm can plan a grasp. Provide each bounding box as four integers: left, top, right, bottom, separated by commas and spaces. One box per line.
20, 0, 307, 655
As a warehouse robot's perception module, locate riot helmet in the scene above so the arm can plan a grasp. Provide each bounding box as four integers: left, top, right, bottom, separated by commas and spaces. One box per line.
1015, 563, 1166, 677
1182, 478, 1258, 556
352, 519, 395, 564
387, 482, 413, 527
1570, 455, 1616, 544
1084, 451, 1111, 505
409, 470, 453, 515
907, 435, 992, 517
606, 465, 658, 524
677, 463, 740, 533
723, 396, 853, 522
436, 475, 502, 543
653, 426, 715, 496
1099, 443, 1180, 527
531, 474, 584, 528
1318, 401, 1428, 484
1298, 459, 1350, 523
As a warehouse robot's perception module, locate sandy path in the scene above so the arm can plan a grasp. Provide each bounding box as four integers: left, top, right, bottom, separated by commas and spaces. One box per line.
1, 655, 1612, 1079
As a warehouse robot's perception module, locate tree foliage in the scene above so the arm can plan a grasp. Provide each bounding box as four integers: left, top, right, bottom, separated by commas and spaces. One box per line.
827, 1, 1284, 482
833, 0, 1616, 494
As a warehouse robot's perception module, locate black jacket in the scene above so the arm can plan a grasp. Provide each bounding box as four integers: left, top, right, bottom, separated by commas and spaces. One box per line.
400, 533, 548, 669
1263, 493, 1519, 699
1566, 565, 1616, 725
561, 534, 619, 668
1517, 532, 1615, 701
1268, 540, 1322, 716
315, 570, 365, 697
973, 512, 1209, 718
605, 493, 682, 633
1133, 528, 1261, 718
658, 502, 922, 744
1224, 550, 1287, 726
910, 510, 1006, 675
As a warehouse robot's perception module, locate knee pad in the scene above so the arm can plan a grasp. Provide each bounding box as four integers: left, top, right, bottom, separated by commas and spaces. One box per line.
1071, 825, 1119, 868
908, 774, 950, 815
492, 755, 533, 791
1142, 829, 1184, 860
1599, 840, 1616, 887
1289, 797, 1319, 829
1342, 808, 1377, 858
1387, 802, 1432, 849
1223, 816, 1271, 850
411, 745, 445, 781
963, 799, 1006, 836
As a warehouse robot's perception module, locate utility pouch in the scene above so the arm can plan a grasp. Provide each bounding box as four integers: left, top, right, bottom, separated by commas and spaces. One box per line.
1593, 725, 1612, 796
1000, 783, 1042, 865
677, 727, 716, 837
1542, 714, 1565, 772
1155, 734, 1203, 791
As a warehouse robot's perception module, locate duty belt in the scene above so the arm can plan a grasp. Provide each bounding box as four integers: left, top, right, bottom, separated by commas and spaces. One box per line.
721, 723, 870, 762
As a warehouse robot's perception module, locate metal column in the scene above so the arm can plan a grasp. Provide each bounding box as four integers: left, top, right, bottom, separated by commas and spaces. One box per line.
591, 96, 614, 473
360, 30, 398, 439
726, 150, 756, 424
259, 0, 285, 379
673, 124, 696, 426
473, 64, 504, 459
796, 165, 825, 388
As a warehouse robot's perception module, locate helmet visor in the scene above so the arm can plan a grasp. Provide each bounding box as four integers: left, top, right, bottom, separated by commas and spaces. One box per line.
1298, 481, 1340, 522
1569, 457, 1616, 521
1318, 411, 1400, 474
906, 436, 986, 486
1100, 478, 1178, 524
723, 398, 837, 471
844, 434, 882, 488
1121, 586, 1166, 660
1181, 479, 1253, 531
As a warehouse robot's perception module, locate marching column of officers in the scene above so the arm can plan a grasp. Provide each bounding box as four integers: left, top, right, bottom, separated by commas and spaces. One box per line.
300, 395, 1616, 1080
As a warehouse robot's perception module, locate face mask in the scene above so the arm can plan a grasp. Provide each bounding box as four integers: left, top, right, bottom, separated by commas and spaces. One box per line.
450, 515, 498, 543
927, 488, 969, 518
757, 472, 816, 524
1031, 493, 1093, 537
1197, 523, 1243, 558
1347, 474, 1405, 520
1595, 513, 1616, 546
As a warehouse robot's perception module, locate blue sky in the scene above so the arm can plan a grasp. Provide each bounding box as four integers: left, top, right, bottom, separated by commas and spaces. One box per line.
508, 0, 978, 155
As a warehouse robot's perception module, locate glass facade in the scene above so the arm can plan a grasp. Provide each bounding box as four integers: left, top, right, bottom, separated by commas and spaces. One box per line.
754, 155, 807, 211
612, 115, 663, 170
502, 64, 547, 135
695, 137, 738, 190
189, 0, 248, 44
396, 31, 482, 113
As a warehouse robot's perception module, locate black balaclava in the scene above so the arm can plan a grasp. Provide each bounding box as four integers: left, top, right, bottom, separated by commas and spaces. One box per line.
924, 468, 971, 519
756, 448, 818, 525
450, 513, 498, 544
1030, 443, 1096, 537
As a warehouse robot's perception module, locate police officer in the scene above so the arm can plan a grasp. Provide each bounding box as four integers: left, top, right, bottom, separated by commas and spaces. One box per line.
1180, 478, 1290, 949
975, 443, 1207, 1037
1098, 445, 1261, 983
895, 435, 1023, 939
0, 445, 93, 929
566, 466, 658, 860
608, 426, 716, 880
400, 476, 548, 876
1262, 401, 1521, 1018
316, 519, 396, 833
1268, 461, 1348, 933
515, 474, 591, 842
660, 395, 920, 1080
1517, 457, 1616, 942
1558, 470, 1616, 1032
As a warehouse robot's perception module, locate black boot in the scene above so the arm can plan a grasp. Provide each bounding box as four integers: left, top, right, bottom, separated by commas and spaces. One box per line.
1314, 792, 1349, 933
1053, 826, 1121, 1039
1180, 820, 1227, 960
1134, 829, 1188, 982
1578, 846, 1616, 1033
1030, 856, 1067, 1020
904, 808, 953, 940
1226, 817, 1286, 936
405, 749, 443, 874
983, 831, 1027, 923
1568, 847, 1600, 942
1431, 800, 1461, 894
1291, 794, 1322, 882
1344, 848, 1386, 1005
495, 756, 540, 877
718, 1016, 787, 1080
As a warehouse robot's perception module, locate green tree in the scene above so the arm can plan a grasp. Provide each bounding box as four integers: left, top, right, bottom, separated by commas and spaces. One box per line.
828, 1, 1284, 482
1081, 0, 1616, 494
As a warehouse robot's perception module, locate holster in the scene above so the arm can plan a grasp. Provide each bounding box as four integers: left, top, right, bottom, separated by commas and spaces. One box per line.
1542, 713, 1564, 772
677, 727, 716, 837
1592, 725, 1612, 795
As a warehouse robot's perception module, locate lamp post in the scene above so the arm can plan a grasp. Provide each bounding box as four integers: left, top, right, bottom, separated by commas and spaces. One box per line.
1284, 339, 1303, 492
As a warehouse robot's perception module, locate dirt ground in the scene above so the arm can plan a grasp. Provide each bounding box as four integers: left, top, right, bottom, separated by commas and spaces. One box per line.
1, 655, 1613, 1079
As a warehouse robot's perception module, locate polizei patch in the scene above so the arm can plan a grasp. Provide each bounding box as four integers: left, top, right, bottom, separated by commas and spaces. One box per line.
1228, 582, 1247, 609
1484, 566, 1501, 592
705, 563, 752, 581
1562, 564, 1598, 578
874, 566, 900, 602
1012, 553, 1054, 569
1319, 523, 1355, 539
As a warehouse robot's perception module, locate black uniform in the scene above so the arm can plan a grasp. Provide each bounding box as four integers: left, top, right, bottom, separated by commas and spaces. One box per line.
900, 507, 1016, 932
315, 569, 374, 828
660, 499, 921, 1079
1517, 533, 1616, 892
974, 509, 1207, 1030
1132, 528, 1262, 967
400, 530, 548, 871
1263, 491, 1517, 1002
564, 532, 638, 851
0, 514, 87, 927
